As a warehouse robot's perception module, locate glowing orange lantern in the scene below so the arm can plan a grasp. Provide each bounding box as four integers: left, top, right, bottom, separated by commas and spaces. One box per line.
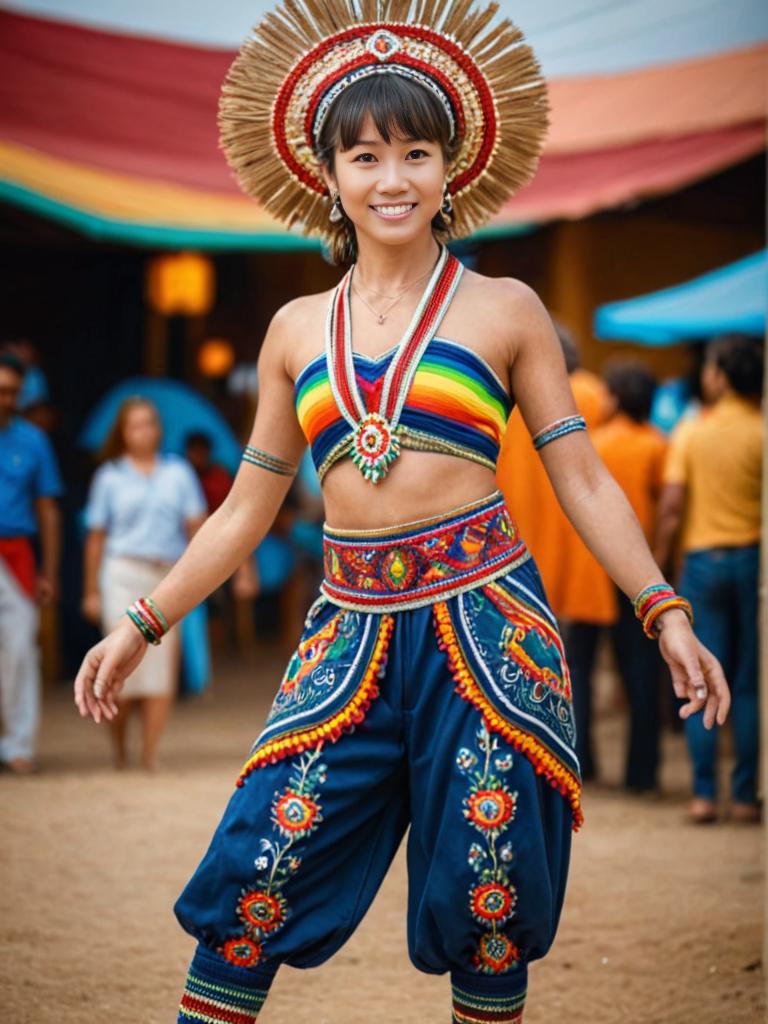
146, 251, 215, 316
198, 338, 235, 378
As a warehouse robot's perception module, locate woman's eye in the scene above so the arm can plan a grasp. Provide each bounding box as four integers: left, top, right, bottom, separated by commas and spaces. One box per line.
352, 153, 377, 163
407, 149, 429, 159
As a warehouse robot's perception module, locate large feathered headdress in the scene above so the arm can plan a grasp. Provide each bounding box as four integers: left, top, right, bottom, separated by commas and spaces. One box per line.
220, 0, 548, 238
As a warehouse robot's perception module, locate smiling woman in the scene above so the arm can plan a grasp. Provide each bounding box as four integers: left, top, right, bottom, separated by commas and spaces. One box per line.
314, 74, 457, 265
72, 3, 732, 1023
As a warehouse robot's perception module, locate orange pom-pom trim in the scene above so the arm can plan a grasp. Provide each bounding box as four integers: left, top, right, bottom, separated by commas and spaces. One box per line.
433, 601, 584, 831
235, 614, 395, 787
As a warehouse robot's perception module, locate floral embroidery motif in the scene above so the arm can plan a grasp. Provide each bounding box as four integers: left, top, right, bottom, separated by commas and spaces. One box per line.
457, 721, 522, 975
220, 746, 328, 967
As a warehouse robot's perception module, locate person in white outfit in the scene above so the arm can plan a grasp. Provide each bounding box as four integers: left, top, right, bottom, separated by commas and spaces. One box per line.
82, 397, 207, 770
0, 351, 63, 774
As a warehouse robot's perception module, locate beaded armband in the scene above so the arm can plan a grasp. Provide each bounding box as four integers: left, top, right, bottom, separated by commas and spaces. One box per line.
633, 584, 694, 639
126, 596, 169, 645
532, 415, 587, 450
242, 444, 297, 476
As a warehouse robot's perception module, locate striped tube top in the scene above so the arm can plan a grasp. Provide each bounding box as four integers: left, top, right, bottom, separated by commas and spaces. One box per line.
295, 337, 513, 482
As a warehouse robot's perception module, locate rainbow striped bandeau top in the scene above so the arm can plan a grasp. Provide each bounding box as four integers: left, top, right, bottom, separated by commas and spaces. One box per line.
295, 335, 513, 482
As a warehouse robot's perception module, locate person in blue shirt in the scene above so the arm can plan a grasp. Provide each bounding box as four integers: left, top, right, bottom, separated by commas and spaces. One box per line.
0, 351, 63, 774
82, 396, 207, 771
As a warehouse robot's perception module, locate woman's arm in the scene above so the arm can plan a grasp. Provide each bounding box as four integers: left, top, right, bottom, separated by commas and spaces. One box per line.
82, 528, 106, 624
145, 314, 305, 628
74, 307, 307, 721
33, 494, 60, 605
504, 281, 729, 728
653, 482, 685, 570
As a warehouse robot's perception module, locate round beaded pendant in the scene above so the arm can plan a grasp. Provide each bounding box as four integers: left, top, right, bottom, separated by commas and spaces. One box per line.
350, 412, 401, 483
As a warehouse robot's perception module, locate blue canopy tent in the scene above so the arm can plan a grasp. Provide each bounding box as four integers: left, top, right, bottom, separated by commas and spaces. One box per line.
594, 249, 768, 346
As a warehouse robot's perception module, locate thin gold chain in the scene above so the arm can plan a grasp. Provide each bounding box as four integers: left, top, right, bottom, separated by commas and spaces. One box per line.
351, 264, 435, 324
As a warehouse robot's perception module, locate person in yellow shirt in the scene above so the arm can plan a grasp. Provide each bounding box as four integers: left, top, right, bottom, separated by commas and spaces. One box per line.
656, 334, 763, 824
565, 362, 668, 789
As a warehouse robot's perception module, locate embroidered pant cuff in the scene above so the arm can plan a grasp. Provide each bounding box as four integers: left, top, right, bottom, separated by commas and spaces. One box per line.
178, 942, 278, 1022
450, 966, 528, 1023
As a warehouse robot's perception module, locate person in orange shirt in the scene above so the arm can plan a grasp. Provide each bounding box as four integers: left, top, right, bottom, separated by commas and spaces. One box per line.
565, 362, 668, 789
655, 334, 763, 824
497, 322, 609, 622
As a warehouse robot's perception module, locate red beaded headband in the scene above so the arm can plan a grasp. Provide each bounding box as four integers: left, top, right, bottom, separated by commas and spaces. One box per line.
219, 0, 549, 239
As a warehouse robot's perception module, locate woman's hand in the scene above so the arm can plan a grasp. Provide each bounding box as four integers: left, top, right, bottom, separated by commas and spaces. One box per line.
656, 608, 730, 729
81, 590, 102, 626
73, 617, 148, 723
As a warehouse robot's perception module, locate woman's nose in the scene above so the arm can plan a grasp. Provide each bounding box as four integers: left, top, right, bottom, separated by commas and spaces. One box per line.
375, 163, 409, 194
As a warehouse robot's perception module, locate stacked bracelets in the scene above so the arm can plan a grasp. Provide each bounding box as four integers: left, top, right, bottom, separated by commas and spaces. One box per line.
126, 596, 169, 645
633, 583, 694, 639
532, 415, 587, 450
242, 444, 297, 476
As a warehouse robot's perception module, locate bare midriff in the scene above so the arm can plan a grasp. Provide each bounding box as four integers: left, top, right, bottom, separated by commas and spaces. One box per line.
320, 448, 499, 530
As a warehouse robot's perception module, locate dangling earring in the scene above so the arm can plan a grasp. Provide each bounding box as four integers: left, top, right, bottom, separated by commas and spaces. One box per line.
441, 184, 454, 225
329, 191, 343, 224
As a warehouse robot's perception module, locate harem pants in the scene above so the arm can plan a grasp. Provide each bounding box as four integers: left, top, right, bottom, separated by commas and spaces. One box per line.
174, 492, 580, 1023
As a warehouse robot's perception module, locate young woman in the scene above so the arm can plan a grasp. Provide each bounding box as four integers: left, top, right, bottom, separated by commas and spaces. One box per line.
81, 397, 207, 769
74, 4, 730, 1021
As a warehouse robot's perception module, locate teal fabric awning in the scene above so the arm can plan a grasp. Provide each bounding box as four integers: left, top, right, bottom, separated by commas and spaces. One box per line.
594, 249, 768, 345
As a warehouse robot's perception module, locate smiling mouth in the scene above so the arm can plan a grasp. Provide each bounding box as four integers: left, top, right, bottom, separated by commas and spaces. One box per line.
370, 203, 417, 218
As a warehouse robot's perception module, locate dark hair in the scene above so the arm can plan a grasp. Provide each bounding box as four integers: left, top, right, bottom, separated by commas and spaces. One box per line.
0, 352, 25, 378
603, 359, 657, 423
185, 431, 212, 450
552, 320, 579, 374
314, 75, 458, 265
713, 333, 764, 398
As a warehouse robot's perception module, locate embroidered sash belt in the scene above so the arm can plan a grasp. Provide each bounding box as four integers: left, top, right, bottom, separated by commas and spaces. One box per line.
320, 490, 530, 612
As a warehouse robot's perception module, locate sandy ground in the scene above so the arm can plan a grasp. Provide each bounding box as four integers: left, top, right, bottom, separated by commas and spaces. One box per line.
1, 644, 763, 1024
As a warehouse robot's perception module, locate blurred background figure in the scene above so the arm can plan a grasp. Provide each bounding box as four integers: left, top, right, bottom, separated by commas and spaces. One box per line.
184, 428, 259, 642
81, 397, 207, 770
497, 318, 609, 624
185, 430, 233, 514
567, 360, 668, 791
0, 351, 63, 774
655, 334, 764, 824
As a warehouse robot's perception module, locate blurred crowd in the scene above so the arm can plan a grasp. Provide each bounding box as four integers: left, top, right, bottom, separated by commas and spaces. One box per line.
0, 329, 763, 826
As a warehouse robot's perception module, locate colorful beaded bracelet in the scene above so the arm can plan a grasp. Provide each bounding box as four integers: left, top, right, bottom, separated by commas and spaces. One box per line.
125, 596, 170, 645
633, 584, 694, 639
241, 444, 297, 476
532, 415, 587, 451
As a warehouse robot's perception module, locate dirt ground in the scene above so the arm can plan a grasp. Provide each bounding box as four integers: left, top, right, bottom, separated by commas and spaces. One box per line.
1, 644, 763, 1024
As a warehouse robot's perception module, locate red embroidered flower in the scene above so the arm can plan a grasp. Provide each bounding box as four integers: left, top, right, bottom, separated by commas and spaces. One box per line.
473, 932, 520, 973
470, 882, 516, 923
465, 788, 516, 831
238, 889, 286, 933
275, 790, 320, 834
220, 935, 263, 967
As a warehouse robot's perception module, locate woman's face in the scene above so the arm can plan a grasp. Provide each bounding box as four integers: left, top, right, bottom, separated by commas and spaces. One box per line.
122, 404, 160, 456
323, 113, 446, 247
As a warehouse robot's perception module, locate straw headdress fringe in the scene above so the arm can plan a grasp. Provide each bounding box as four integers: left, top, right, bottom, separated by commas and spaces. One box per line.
219, 0, 548, 240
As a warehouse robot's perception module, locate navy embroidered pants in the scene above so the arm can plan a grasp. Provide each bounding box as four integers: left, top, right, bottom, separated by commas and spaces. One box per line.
174, 495, 579, 1023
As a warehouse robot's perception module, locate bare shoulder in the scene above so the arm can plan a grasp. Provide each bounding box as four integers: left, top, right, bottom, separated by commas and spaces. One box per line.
458, 269, 552, 356
263, 288, 335, 379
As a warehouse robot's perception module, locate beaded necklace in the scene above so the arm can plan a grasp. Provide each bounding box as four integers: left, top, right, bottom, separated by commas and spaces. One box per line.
325, 245, 464, 483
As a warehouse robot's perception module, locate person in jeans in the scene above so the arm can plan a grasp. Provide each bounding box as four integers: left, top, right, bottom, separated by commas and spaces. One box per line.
0, 351, 63, 773
566, 361, 668, 791
656, 334, 763, 823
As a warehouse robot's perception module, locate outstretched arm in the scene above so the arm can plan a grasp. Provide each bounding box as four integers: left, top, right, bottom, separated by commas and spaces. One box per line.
505, 282, 729, 729
74, 306, 307, 721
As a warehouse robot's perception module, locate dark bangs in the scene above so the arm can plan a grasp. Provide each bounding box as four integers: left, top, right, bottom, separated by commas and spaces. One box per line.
315, 74, 455, 166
